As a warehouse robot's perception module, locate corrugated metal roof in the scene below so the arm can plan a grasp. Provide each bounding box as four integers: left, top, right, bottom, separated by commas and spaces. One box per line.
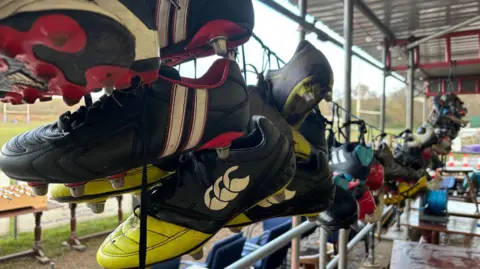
290, 0, 480, 78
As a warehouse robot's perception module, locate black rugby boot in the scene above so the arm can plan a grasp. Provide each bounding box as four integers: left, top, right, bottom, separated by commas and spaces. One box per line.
299, 108, 328, 153
0, 59, 249, 196
317, 186, 358, 231
263, 40, 333, 127
375, 142, 424, 183
96, 116, 296, 268
159, 0, 254, 66
227, 146, 335, 228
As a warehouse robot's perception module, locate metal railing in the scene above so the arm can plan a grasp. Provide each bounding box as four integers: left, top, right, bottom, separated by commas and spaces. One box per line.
226, 206, 393, 269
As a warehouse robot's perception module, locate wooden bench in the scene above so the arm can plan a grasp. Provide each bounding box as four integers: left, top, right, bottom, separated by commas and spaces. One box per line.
0, 201, 62, 264
400, 210, 480, 244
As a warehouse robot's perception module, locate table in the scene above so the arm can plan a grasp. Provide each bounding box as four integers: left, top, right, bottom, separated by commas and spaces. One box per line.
390, 240, 480, 269
411, 199, 480, 219
438, 167, 479, 214
400, 210, 480, 244
0, 201, 62, 264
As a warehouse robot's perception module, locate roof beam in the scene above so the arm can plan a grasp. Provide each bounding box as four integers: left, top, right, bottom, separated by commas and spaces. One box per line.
257, 0, 415, 86
352, 0, 396, 42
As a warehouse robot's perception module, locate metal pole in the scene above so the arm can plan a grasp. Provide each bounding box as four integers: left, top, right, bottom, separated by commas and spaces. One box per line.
406, 15, 480, 50
291, 2, 307, 268
380, 39, 388, 132
395, 204, 402, 231
364, 228, 379, 268
319, 228, 328, 269
338, 229, 349, 269
3, 103, 6, 123
406, 48, 415, 130
423, 96, 428, 123
326, 206, 393, 269
343, 0, 354, 142
299, 0, 307, 41
291, 217, 301, 269
225, 221, 317, 269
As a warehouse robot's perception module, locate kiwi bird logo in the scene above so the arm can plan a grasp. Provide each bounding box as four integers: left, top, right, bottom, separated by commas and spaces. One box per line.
204, 166, 250, 211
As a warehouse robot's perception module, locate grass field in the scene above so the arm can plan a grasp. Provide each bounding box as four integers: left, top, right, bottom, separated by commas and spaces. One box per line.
0, 214, 127, 257
0, 121, 50, 147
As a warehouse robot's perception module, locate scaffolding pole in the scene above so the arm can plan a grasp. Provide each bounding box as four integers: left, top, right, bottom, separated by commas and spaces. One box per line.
342, 0, 354, 143
406, 48, 415, 130
291, 1, 307, 268
380, 39, 388, 132
319, 228, 328, 269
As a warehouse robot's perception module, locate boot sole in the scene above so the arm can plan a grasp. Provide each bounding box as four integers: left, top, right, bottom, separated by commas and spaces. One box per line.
0, 2, 159, 105
283, 76, 333, 127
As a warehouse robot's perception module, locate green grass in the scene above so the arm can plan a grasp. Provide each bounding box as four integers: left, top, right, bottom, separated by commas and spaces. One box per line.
0, 214, 128, 257
0, 122, 49, 147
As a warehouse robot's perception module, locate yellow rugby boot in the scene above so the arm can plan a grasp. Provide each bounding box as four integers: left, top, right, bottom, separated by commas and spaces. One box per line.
384, 176, 428, 205
97, 116, 296, 269
263, 40, 333, 128
50, 165, 172, 213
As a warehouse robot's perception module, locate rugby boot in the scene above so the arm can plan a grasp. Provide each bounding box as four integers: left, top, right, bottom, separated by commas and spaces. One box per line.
226, 145, 335, 229
50, 165, 172, 213
404, 124, 439, 150
96, 116, 296, 268
0, 59, 249, 195
299, 108, 328, 153
383, 176, 428, 205
375, 142, 424, 183
0, 0, 161, 105
365, 158, 384, 191
348, 184, 375, 221
317, 186, 358, 231
262, 40, 334, 127
330, 141, 374, 183
159, 0, 254, 66
248, 85, 293, 142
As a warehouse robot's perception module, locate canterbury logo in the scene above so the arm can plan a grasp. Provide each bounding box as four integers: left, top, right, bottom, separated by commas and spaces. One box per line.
257, 189, 296, 208
204, 166, 250, 211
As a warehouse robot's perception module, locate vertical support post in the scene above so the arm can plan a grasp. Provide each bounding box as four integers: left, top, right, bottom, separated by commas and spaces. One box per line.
70, 203, 77, 240
423, 96, 428, 123
117, 196, 124, 224
364, 228, 378, 268
396, 202, 402, 231
319, 228, 328, 269
406, 48, 415, 130
445, 37, 451, 62
343, 0, 354, 142
380, 39, 388, 132
2, 103, 6, 123
26, 104, 30, 124
298, 0, 307, 41
338, 229, 349, 269
292, 1, 307, 268
291, 216, 301, 269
